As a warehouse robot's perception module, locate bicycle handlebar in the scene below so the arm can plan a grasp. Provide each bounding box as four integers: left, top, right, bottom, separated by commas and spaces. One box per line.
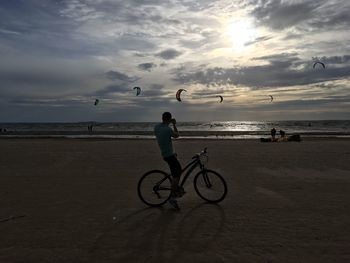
192, 147, 208, 159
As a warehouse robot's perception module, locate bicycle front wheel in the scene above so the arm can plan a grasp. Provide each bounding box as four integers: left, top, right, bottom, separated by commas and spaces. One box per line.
137, 170, 172, 207
194, 169, 227, 203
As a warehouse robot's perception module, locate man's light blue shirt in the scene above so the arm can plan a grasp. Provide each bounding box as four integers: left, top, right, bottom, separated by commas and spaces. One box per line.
154, 123, 175, 158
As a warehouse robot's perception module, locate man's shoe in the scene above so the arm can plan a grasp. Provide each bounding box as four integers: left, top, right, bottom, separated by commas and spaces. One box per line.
168, 198, 180, 210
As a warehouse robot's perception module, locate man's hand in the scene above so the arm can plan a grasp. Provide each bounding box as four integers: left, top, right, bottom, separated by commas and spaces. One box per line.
171, 118, 179, 138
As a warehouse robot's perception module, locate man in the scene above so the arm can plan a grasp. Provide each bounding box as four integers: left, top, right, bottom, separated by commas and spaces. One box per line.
154, 112, 184, 209
270, 127, 276, 141
279, 129, 286, 138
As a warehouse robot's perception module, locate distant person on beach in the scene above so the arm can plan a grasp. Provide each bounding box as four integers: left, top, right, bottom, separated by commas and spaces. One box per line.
271, 128, 276, 141
280, 130, 286, 138
88, 124, 93, 133
154, 112, 184, 209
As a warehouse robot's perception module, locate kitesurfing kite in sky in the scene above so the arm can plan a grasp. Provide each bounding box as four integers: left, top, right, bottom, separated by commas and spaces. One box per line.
216, 95, 223, 103
133, 86, 141, 96
176, 89, 187, 102
269, 95, 273, 102
94, 99, 99, 106
313, 61, 326, 69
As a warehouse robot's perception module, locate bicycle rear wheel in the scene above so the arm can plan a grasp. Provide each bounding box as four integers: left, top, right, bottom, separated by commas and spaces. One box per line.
194, 169, 227, 203
137, 170, 172, 207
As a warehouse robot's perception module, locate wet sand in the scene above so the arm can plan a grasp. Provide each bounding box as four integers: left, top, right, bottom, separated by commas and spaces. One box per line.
0, 139, 350, 262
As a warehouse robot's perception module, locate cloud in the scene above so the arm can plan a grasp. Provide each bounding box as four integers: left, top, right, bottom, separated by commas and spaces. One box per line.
178, 0, 220, 11
0, 70, 81, 88
250, 0, 326, 30
306, 2, 350, 30
156, 48, 183, 60
138, 62, 157, 71
172, 53, 350, 88
244, 35, 272, 46
142, 84, 170, 97
0, 0, 349, 121
0, 28, 21, 35
8, 97, 82, 107
191, 87, 227, 97
105, 70, 139, 82
94, 84, 130, 96
313, 55, 350, 65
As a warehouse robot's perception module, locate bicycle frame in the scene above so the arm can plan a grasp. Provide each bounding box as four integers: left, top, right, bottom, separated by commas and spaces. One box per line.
155, 157, 202, 192
156, 149, 208, 190
178, 157, 203, 187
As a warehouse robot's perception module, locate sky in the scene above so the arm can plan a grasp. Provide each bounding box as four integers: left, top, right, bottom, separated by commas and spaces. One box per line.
0, 0, 350, 122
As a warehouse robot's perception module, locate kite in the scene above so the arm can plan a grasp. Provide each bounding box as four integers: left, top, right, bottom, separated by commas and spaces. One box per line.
269, 95, 273, 102
133, 86, 141, 96
94, 99, 99, 106
216, 95, 223, 103
176, 89, 187, 102
313, 61, 325, 69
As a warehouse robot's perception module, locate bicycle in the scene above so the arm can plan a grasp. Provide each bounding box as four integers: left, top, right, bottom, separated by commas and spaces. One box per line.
137, 148, 227, 207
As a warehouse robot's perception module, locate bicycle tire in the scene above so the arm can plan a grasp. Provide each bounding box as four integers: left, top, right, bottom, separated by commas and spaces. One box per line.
193, 169, 227, 203
137, 170, 172, 207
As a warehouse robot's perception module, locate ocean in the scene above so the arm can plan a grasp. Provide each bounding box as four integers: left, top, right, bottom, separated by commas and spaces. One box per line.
1, 120, 349, 139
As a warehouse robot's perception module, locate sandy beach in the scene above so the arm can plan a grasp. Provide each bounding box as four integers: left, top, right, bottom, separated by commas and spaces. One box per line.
0, 138, 349, 262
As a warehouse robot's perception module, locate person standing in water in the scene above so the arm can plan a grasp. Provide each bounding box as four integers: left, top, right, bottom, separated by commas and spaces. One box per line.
271, 128, 277, 141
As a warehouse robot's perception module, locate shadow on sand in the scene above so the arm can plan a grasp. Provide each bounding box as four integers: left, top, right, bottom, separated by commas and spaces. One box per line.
88, 202, 226, 262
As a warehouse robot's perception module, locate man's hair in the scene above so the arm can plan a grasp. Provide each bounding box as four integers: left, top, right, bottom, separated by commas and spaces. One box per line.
162, 112, 172, 121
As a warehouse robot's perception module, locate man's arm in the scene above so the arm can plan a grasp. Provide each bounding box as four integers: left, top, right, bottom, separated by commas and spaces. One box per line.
171, 119, 179, 138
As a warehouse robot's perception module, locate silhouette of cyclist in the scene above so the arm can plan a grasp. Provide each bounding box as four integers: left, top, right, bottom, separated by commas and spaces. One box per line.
154, 112, 185, 209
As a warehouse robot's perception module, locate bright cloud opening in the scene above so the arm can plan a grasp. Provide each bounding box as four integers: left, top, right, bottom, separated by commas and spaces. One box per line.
226, 19, 256, 52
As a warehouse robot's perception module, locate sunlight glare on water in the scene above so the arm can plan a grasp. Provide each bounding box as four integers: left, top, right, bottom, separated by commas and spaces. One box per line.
208, 121, 266, 131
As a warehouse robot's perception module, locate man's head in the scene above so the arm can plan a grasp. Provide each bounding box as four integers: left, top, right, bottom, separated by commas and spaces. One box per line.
162, 112, 172, 123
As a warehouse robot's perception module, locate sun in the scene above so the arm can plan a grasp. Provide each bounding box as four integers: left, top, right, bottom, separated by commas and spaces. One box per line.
226, 19, 256, 52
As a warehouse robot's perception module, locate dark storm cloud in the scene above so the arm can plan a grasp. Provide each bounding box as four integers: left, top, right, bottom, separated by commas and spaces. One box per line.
138, 62, 157, 71
172, 53, 350, 88
105, 70, 139, 82
156, 49, 183, 60
250, 0, 326, 30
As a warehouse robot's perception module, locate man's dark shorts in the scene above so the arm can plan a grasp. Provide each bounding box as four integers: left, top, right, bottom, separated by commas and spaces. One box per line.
164, 154, 182, 178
